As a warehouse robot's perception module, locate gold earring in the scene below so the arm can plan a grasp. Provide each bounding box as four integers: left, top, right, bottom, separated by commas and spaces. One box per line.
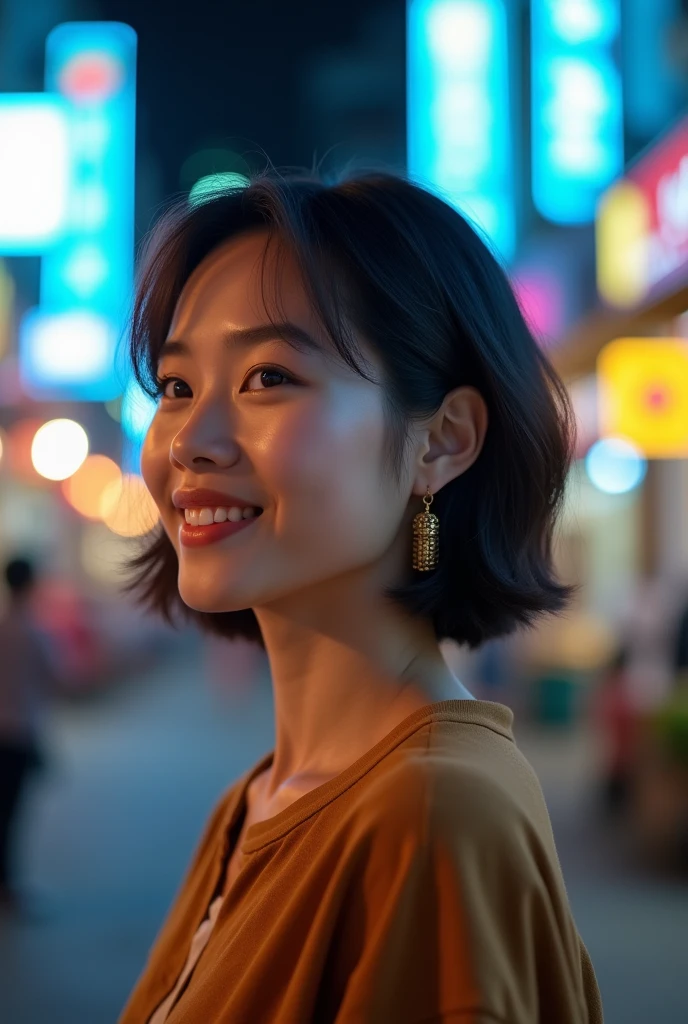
412, 486, 439, 571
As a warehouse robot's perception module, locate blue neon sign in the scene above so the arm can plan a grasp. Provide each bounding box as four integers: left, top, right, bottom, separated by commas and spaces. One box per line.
531, 0, 623, 224
20, 22, 136, 401
407, 0, 515, 261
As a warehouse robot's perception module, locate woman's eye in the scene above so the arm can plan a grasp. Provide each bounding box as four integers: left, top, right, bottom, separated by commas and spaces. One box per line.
156, 366, 295, 400
243, 366, 295, 391
159, 377, 192, 400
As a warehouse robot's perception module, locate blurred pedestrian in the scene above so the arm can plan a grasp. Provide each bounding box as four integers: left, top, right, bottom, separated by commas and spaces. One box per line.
594, 644, 638, 815
0, 556, 57, 915
673, 587, 688, 683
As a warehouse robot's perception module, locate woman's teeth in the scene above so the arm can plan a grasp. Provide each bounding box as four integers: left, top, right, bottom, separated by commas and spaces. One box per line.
184, 506, 261, 526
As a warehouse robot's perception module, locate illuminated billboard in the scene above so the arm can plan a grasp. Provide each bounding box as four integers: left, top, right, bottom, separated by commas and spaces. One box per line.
20, 22, 137, 400
597, 116, 688, 309
407, 0, 515, 260
597, 338, 688, 458
531, 0, 623, 224
0, 95, 70, 253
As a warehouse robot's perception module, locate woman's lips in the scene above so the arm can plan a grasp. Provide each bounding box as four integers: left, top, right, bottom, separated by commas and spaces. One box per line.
179, 512, 261, 548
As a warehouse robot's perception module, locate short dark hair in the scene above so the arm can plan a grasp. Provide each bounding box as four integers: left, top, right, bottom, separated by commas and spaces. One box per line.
126, 171, 576, 649
4, 556, 36, 596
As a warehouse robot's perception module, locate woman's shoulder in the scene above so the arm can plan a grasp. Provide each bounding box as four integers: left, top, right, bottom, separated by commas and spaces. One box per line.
350, 722, 553, 868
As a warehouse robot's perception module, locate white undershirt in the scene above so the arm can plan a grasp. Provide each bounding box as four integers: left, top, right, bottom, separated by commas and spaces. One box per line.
147, 893, 225, 1024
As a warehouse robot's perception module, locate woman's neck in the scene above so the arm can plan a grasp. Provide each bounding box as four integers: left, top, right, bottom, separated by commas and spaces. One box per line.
253, 590, 473, 804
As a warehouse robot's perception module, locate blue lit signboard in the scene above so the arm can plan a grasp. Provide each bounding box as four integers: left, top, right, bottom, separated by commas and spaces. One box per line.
20, 22, 137, 401
531, 0, 623, 224
407, 0, 515, 261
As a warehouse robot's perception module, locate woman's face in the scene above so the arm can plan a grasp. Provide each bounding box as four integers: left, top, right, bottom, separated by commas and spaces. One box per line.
141, 230, 413, 614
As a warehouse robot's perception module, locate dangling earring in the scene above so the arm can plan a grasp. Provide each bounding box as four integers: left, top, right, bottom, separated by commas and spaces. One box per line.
412, 486, 439, 571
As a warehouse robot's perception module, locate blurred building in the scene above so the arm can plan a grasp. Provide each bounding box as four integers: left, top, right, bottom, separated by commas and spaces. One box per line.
530, 2, 688, 710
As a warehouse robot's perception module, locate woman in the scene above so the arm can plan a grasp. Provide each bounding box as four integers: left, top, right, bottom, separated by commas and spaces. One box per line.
118, 173, 603, 1023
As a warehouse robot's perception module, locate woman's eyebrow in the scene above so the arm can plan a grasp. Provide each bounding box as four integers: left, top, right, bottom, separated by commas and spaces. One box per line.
158, 321, 323, 362
226, 322, 323, 354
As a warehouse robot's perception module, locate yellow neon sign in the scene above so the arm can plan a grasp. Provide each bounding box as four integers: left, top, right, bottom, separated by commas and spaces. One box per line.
597, 338, 688, 457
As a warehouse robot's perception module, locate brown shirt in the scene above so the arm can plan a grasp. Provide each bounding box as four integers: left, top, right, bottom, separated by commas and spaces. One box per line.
119, 700, 603, 1023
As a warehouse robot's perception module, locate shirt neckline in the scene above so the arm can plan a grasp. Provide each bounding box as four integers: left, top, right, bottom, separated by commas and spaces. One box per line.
221, 699, 514, 854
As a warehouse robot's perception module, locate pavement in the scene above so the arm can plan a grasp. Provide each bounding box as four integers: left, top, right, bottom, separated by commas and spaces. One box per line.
0, 637, 685, 1023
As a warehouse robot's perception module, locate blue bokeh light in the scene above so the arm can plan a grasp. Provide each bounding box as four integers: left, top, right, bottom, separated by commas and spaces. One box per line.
585, 437, 647, 495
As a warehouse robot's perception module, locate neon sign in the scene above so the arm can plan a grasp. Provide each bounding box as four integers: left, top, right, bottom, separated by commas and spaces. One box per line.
531, 0, 623, 224
596, 117, 688, 308
597, 338, 688, 458
407, 0, 515, 260
0, 95, 70, 253
20, 22, 137, 400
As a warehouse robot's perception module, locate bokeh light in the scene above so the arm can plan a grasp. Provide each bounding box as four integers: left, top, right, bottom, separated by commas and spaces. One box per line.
101, 473, 159, 537
597, 337, 688, 457
0, 96, 70, 251
512, 269, 564, 343
31, 418, 89, 481
585, 437, 647, 495
596, 180, 650, 307
179, 147, 251, 190
20, 308, 116, 396
61, 454, 122, 519
189, 171, 249, 205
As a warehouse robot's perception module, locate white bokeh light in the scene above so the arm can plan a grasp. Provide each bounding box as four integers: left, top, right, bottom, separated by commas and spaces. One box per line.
585, 436, 647, 495
21, 309, 114, 384
31, 418, 89, 481
0, 97, 69, 251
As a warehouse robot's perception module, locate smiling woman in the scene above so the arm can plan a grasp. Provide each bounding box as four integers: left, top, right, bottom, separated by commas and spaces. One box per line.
126, 173, 574, 648
118, 172, 603, 1024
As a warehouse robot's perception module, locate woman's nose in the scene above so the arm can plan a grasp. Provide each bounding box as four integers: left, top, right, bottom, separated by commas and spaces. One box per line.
170, 406, 240, 471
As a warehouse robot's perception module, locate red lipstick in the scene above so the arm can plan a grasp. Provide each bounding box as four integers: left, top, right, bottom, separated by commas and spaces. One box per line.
172, 488, 264, 548
179, 515, 261, 548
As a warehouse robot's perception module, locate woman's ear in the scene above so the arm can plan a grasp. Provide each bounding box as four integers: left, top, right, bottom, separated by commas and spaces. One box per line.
412, 386, 488, 496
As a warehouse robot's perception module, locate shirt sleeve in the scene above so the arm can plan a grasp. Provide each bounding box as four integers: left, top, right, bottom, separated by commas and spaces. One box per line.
332, 761, 602, 1024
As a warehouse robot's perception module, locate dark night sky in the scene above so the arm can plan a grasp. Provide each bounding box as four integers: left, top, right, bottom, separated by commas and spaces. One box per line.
94, 0, 385, 198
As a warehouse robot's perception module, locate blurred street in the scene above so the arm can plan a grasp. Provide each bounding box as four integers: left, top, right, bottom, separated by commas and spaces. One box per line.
0, 642, 685, 1024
